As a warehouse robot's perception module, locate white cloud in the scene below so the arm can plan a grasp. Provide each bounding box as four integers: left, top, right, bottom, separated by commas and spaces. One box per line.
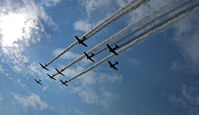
12, 93, 48, 110
70, 66, 122, 107
0, 0, 59, 79
41, 0, 61, 7
168, 83, 199, 115
74, 20, 92, 32
78, 0, 112, 17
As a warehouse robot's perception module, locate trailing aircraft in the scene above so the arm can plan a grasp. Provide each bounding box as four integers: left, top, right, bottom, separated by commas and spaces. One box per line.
108, 60, 119, 70
47, 74, 56, 80
107, 44, 119, 55
39, 63, 49, 71
34, 79, 42, 85
55, 68, 65, 76
60, 79, 68, 86
75, 35, 88, 47
84, 52, 95, 62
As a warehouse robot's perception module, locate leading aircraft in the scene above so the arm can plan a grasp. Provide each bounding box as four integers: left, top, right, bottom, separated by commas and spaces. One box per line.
34, 79, 42, 85
84, 52, 95, 62
60, 79, 68, 86
107, 44, 119, 55
108, 60, 119, 70
47, 74, 56, 80
39, 63, 49, 71
55, 68, 65, 76
75, 35, 88, 47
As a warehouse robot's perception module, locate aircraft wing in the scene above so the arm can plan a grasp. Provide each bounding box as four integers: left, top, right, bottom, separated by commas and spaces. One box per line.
111, 50, 118, 55
80, 41, 88, 47
88, 57, 95, 62
38, 82, 42, 85
111, 66, 118, 70
108, 61, 112, 65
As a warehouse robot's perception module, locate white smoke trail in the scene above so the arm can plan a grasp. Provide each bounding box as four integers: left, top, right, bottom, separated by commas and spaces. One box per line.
86, 0, 148, 39
44, 0, 147, 67
65, 3, 199, 83
52, 0, 182, 75
83, 0, 137, 38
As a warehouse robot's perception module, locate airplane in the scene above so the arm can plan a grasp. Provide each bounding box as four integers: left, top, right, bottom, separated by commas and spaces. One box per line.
55, 68, 65, 76
34, 79, 42, 85
60, 79, 68, 86
84, 52, 95, 62
108, 60, 119, 70
107, 44, 119, 55
75, 35, 88, 47
47, 74, 56, 80
39, 63, 49, 71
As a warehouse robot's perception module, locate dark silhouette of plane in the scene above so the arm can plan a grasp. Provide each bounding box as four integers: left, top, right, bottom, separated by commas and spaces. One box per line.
47, 74, 56, 80
75, 35, 88, 47
107, 44, 119, 55
34, 79, 42, 85
39, 63, 49, 71
84, 52, 95, 62
60, 79, 68, 86
108, 60, 119, 70
55, 68, 65, 76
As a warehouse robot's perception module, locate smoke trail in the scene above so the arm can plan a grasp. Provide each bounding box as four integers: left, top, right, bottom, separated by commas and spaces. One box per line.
86, 0, 148, 39
93, 0, 194, 55
65, 2, 199, 83
53, 0, 184, 75
83, 0, 137, 38
44, 0, 147, 67
52, 0, 177, 75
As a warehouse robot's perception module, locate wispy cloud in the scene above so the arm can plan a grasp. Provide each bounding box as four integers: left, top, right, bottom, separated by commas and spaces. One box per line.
73, 20, 92, 32
12, 92, 48, 110
78, 0, 112, 17
168, 83, 199, 115
41, 0, 61, 7
68, 65, 122, 107
171, 12, 199, 73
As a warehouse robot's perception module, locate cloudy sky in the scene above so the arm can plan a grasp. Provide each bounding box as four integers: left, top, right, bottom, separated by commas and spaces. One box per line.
0, 0, 199, 115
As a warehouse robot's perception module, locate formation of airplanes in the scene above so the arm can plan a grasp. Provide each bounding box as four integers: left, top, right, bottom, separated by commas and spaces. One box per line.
36, 0, 152, 86
36, 35, 120, 86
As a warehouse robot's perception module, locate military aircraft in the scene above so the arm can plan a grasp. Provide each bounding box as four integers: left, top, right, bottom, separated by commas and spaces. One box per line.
108, 60, 119, 70
55, 68, 65, 76
84, 52, 95, 62
47, 74, 56, 80
60, 79, 68, 86
107, 44, 119, 55
75, 35, 88, 47
34, 79, 42, 85
39, 63, 49, 71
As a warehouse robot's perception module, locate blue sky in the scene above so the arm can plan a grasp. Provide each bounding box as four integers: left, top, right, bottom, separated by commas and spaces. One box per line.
0, 0, 199, 115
